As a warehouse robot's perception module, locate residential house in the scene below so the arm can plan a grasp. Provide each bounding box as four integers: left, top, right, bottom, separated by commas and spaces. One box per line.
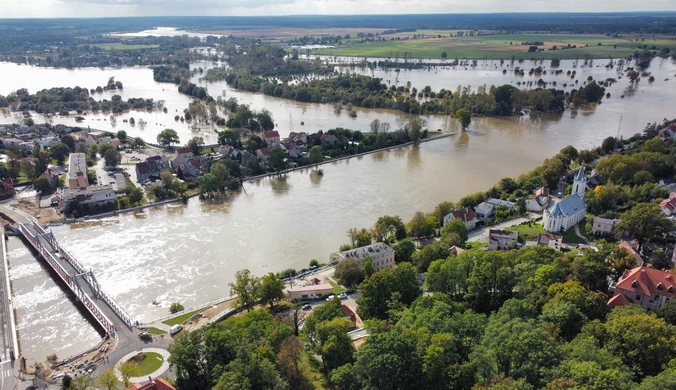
619, 241, 644, 266
241, 151, 255, 165
286, 283, 334, 301
320, 133, 337, 144
79, 132, 99, 146
661, 192, 676, 215
591, 217, 620, 236
443, 207, 477, 231
40, 168, 59, 189
125, 377, 176, 390
486, 198, 517, 211
263, 130, 281, 147
180, 158, 205, 178
474, 202, 496, 220
658, 124, 676, 140
537, 233, 562, 250
67, 153, 89, 189
0, 179, 14, 199
257, 148, 271, 161
338, 242, 395, 272
608, 266, 676, 311
488, 230, 519, 250
543, 165, 586, 233
659, 179, 676, 194
172, 147, 194, 169
135, 155, 171, 184
289, 132, 307, 144
449, 246, 465, 256
341, 305, 358, 329
57, 185, 116, 211
526, 187, 550, 212
35, 136, 58, 149
287, 144, 303, 159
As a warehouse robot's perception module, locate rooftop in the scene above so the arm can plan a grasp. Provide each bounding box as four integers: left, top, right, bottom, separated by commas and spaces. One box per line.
125, 377, 175, 390
286, 283, 334, 293
67, 153, 88, 180
263, 130, 280, 139
547, 193, 585, 218
615, 266, 675, 300
339, 242, 394, 262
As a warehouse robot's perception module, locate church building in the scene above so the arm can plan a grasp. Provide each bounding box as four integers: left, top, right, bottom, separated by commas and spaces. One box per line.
543, 166, 587, 233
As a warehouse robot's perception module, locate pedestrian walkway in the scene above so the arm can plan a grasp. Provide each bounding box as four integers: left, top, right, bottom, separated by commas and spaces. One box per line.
574, 225, 591, 244
116, 348, 171, 383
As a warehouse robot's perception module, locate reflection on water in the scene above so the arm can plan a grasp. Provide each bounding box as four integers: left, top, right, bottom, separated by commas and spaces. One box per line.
455, 132, 470, 147
309, 170, 324, 186
407, 146, 421, 169
7, 238, 101, 364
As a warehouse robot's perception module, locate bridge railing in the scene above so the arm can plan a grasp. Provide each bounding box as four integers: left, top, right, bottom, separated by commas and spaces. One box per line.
18, 223, 117, 337
31, 222, 135, 329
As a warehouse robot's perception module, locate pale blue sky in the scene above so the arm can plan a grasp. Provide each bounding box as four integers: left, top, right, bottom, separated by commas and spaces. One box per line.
1, 0, 675, 18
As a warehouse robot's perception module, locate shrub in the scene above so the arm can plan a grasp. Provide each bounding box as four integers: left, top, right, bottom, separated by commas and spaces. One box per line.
169, 302, 184, 314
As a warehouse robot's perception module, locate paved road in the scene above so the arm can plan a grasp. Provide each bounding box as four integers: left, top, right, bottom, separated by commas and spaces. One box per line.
0, 360, 15, 389
0, 237, 13, 365
467, 216, 533, 243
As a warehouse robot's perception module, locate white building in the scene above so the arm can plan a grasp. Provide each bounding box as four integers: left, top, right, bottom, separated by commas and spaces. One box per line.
526, 187, 550, 212
488, 230, 519, 250
57, 184, 116, 211
591, 217, 620, 236
543, 166, 587, 233
443, 207, 477, 231
338, 242, 395, 272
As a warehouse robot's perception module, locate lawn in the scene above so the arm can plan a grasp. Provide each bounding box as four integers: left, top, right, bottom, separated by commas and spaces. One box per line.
299, 351, 329, 390
142, 327, 166, 335
562, 227, 587, 244
506, 221, 545, 241
93, 43, 160, 51
315, 32, 676, 59
467, 242, 488, 250
162, 308, 203, 326
136, 352, 164, 376
329, 280, 347, 294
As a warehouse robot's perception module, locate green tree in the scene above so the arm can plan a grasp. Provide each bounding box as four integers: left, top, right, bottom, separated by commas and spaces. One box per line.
128, 187, 143, 205
168, 330, 209, 390
456, 108, 472, 131
118, 361, 140, 388
33, 177, 51, 193
334, 259, 365, 287
601, 136, 616, 153
267, 147, 287, 172
259, 272, 285, 308
72, 374, 93, 390
441, 218, 468, 243
228, 269, 261, 312
117, 130, 127, 142
96, 368, 119, 390
316, 317, 356, 373
188, 136, 205, 155
407, 211, 436, 238
60, 134, 75, 151
357, 262, 421, 320
277, 336, 306, 389
372, 215, 407, 242
198, 173, 221, 194
49, 143, 71, 165
308, 145, 323, 167
157, 129, 180, 147
347, 227, 372, 247
616, 202, 674, 250
432, 201, 456, 226
304, 298, 343, 346
103, 148, 120, 168
392, 238, 416, 263
406, 116, 426, 146
210, 163, 231, 190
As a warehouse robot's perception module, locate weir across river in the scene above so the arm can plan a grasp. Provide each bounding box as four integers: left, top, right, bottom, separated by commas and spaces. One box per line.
16, 219, 134, 337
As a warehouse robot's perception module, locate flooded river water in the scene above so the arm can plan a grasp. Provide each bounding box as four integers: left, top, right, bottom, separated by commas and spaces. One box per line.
2, 56, 676, 361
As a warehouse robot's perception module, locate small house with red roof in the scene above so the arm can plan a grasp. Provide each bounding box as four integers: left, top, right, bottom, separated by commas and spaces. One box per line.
661, 192, 676, 216
263, 130, 281, 147
125, 377, 176, 390
341, 304, 358, 329
172, 147, 194, 169
658, 124, 676, 140
608, 265, 675, 310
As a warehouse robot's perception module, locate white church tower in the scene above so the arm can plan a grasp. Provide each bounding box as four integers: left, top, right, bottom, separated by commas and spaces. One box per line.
573, 165, 586, 197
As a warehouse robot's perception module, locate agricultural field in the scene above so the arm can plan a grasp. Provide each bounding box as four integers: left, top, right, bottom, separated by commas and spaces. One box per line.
314, 32, 676, 59
196, 27, 383, 42
93, 43, 160, 50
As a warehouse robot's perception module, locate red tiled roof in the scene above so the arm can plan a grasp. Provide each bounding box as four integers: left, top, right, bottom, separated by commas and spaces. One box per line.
189, 159, 201, 169
607, 293, 632, 308
176, 147, 191, 155
263, 130, 280, 139
615, 265, 675, 298
619, 241, 644, 265
125, 377, 175, 390
451, 207, 476, 222
661, 193, 676, 212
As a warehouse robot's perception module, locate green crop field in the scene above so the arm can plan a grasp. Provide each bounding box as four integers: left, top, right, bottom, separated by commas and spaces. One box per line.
93, 43, 159, 51
315, 32, 676, 60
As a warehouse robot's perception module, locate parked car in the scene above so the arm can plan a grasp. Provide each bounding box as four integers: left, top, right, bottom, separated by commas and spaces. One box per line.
302, 304, 312, 310
325, 295, 335, 302
169, 324, 182, 335
338, 293, 348, 300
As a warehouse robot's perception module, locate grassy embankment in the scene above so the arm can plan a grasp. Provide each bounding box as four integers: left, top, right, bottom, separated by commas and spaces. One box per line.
315, 33, 676, 59
162, 308, 204, 326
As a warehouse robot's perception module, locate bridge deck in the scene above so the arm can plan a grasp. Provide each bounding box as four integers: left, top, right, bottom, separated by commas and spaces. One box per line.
18, 221, 134, 338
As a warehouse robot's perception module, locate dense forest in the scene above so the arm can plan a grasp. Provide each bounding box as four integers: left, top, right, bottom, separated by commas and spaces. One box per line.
0, 87, 158, 115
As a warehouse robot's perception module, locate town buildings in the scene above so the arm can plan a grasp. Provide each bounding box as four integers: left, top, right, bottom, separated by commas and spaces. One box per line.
338, 243, 395, 272
443, 206, 477, 230
608, 266, 675, 311
135, 155, 171, 184
591, 217, 620, 236
67, 153, 89, 189
263, 130, 281, 147
286, 283, 334, 301
543, 166, 587, 233
125, 377, 176, 390
488, 230, 519, 250
57, 185, 116, 211
661, 192, 676, 215
526, 187, 550, 212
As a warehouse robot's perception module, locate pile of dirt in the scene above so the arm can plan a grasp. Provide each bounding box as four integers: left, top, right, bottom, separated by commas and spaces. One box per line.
128, 353, 147, 364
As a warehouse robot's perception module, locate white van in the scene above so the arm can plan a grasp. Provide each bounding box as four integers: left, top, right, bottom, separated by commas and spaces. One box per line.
169, 324, 182, 335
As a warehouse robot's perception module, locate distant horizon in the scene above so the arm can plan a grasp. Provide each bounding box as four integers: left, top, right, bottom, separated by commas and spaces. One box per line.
1, 0, 676, 19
